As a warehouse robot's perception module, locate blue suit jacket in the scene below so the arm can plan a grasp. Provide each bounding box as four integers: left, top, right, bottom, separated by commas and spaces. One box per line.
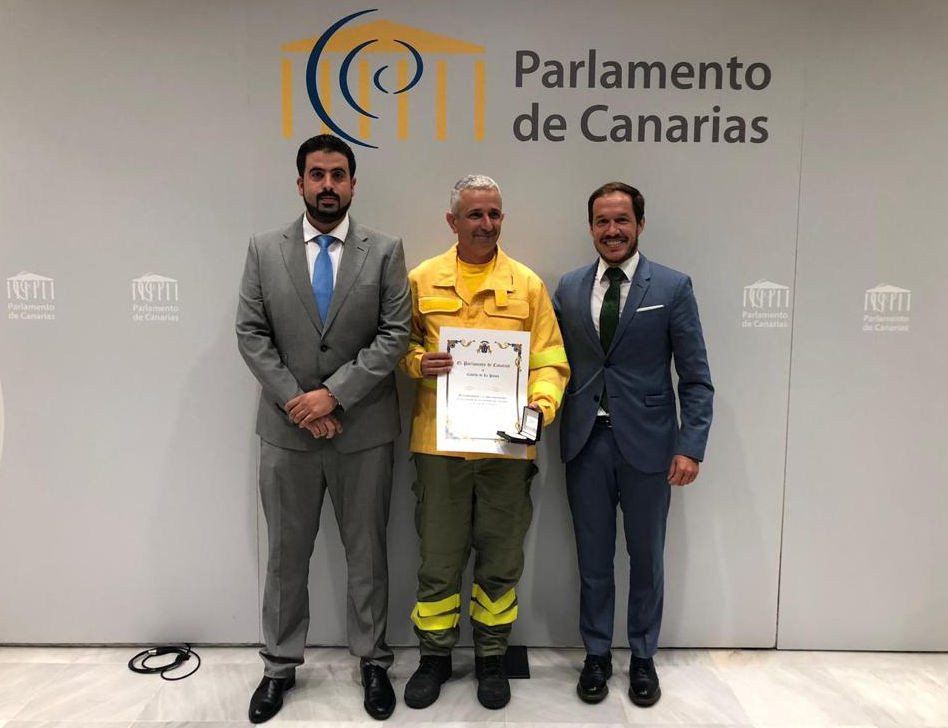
553, 254, 713, 472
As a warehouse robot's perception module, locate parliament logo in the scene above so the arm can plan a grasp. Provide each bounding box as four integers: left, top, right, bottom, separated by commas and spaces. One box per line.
131, 273, 180, 322
742, 279, 789, 329
280, 9, 486, 148
6, 271, 56, 321
863, 283, 910, 333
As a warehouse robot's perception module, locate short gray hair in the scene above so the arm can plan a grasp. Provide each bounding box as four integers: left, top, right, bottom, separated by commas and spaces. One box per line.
449, 174, 501, 214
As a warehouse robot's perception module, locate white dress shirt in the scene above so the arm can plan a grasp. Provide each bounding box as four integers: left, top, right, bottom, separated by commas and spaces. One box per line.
303, 213, 349, 285
590, 251, 640, 335
591, 251, 639, 416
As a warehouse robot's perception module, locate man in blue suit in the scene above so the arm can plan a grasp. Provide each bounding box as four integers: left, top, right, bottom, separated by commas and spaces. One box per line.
553, 182, 713, 707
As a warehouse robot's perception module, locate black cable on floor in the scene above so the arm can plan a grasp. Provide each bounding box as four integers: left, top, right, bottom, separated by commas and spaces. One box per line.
128, 644, 201, 681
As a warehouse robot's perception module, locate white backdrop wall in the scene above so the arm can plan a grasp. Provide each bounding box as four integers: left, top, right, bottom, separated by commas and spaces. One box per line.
0, 0, 944, 649
779, 2, 948, 650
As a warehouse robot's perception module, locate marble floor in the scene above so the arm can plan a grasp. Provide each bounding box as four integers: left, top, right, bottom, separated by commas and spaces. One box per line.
0, 646, 946, 728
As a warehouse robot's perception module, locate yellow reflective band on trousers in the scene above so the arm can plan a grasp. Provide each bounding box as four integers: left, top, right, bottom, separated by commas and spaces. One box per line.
411, 593, 461, 631
470, 584, 518, 626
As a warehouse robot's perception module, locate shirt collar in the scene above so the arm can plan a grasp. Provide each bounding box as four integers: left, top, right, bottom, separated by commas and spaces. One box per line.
303, 213, 349, 244
597, 250, 639, 283
433, 244, 516, 293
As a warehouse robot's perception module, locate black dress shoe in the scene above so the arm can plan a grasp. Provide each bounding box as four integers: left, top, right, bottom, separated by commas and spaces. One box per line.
474, 655, 510, 709
628, 656, 661, 707
577, 652, 612, 703
361, 664, 396, 720
248, 674, 295, 723
404, 654, 452, 708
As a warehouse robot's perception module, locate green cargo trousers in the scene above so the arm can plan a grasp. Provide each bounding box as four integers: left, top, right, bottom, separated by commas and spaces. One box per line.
411, 453, 538, 656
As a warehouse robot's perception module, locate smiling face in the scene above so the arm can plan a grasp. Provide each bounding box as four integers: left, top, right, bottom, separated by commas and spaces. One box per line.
297, 150, 355, 230
590, 191, 645, 265
447, 187, 504, 263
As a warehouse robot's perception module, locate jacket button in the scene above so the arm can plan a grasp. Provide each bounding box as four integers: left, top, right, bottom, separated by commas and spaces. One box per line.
320, 344, 329, 352
593, 395, 600, 402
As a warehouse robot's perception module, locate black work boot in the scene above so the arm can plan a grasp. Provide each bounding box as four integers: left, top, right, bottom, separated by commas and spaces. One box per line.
474, 655, 510, 709
404, 654, 452, 709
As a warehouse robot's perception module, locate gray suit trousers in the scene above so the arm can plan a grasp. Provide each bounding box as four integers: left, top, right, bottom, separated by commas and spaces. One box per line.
258, 438, 394, 677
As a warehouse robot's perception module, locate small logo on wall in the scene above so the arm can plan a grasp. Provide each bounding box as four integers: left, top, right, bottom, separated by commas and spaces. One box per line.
6, 271, 56, 321
863, 283, 910, 333
280, 9, 485, 148
131, 273, 180, 323
741, 279, 790, 329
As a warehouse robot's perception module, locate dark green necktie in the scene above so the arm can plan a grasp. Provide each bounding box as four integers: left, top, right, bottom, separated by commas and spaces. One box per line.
599, 266, 625, 352
599, 267, 625, 414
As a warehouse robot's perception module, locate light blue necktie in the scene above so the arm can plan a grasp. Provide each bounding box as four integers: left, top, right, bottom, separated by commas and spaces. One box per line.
312, 234, 334, 323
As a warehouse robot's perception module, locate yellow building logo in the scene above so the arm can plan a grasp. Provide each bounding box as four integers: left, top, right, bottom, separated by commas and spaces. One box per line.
280, 9, 485, 148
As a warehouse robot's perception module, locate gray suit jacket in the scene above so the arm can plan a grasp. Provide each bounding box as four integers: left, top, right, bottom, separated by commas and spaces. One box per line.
236, 215, 411, 453
553, 254, 713, 472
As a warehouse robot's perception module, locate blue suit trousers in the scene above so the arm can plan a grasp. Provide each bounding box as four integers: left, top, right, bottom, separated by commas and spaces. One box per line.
566, 420, 671, 658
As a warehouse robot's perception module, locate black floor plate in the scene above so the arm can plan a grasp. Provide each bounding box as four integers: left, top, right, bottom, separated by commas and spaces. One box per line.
503, 645, 530, 679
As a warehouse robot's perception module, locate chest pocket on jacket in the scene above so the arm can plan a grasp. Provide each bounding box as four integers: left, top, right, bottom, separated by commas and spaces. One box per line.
419, 296, 462, 314
483, 297, 529, 324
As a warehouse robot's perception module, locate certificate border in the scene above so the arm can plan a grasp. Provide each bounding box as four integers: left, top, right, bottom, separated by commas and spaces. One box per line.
444, 338, 524, 440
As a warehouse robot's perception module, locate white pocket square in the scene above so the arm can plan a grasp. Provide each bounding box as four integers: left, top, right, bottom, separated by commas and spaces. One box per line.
636, 304, 664, 312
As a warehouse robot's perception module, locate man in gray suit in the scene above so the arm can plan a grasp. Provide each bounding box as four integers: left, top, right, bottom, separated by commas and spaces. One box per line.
236, 134, 411, 722
553, 182, 713, 708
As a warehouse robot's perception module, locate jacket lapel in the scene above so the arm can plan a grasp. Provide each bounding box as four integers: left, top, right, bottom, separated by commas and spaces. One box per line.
280, 215, 322, 332
579, 262, 601, 351
609, 254, 651, 353
322, 220, 369, 333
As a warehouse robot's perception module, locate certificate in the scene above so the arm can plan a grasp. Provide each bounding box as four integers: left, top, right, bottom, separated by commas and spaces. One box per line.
436, 326, 531, 456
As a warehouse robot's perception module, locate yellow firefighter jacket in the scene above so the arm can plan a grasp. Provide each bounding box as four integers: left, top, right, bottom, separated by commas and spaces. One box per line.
400, 244, 570, 459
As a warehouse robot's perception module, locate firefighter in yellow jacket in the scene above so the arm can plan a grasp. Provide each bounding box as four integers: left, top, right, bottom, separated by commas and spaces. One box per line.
400, 175, 570, 710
